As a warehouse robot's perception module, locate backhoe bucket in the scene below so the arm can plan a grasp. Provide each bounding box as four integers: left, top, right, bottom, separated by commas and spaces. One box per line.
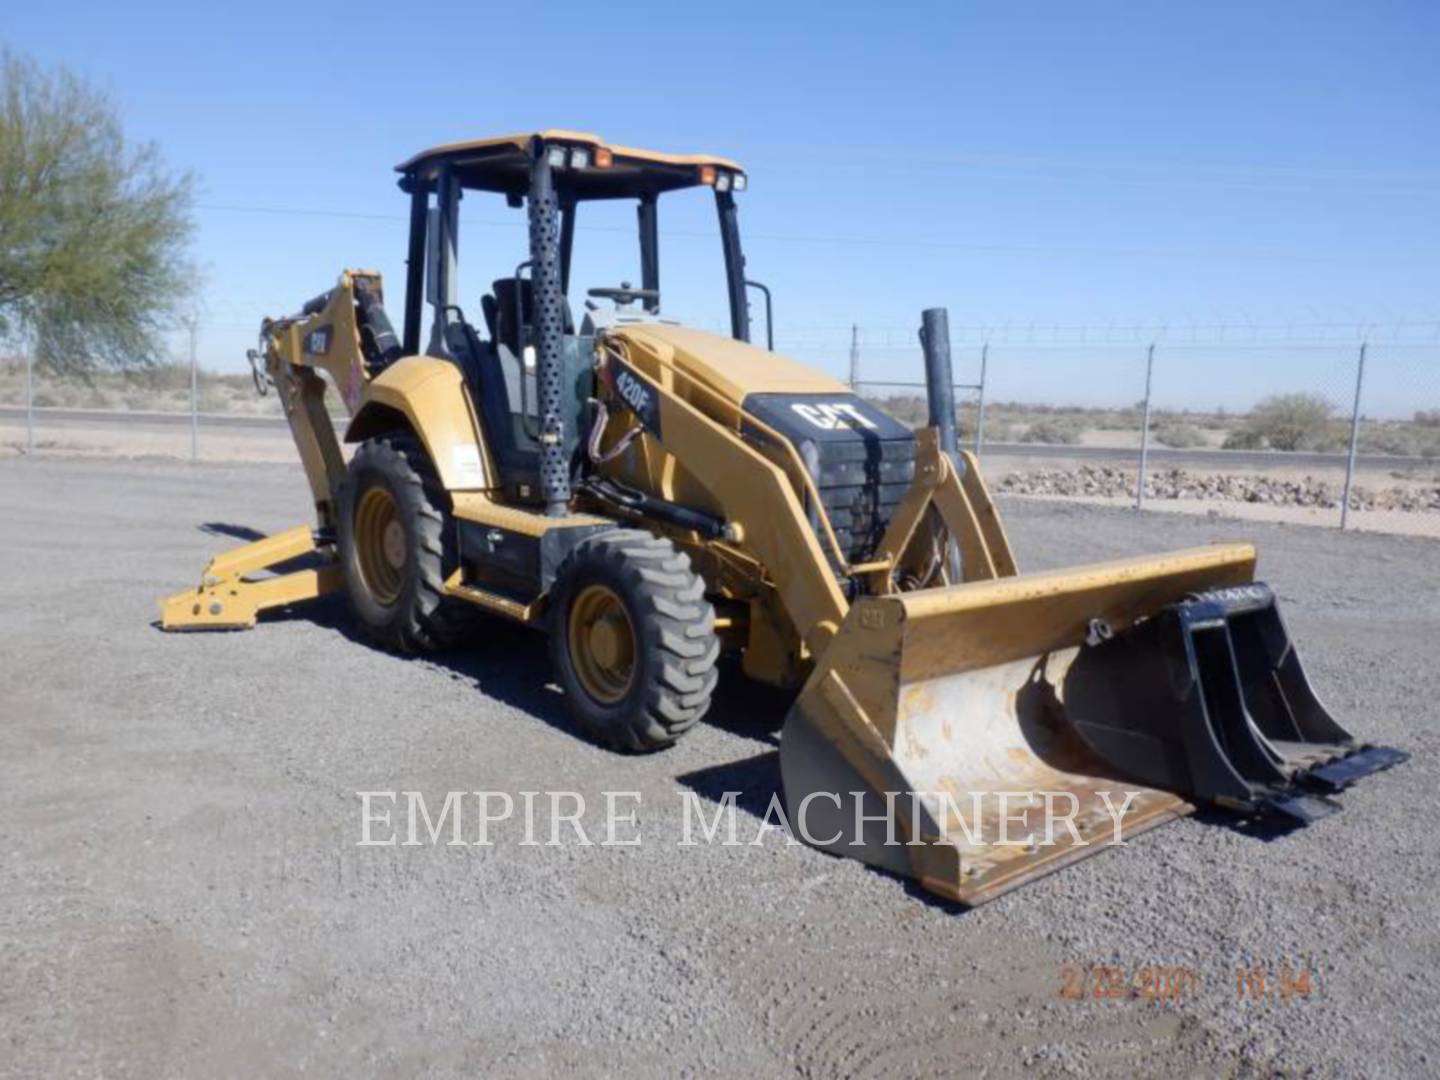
779, 543, 1405, 906
159, 525, 343, 631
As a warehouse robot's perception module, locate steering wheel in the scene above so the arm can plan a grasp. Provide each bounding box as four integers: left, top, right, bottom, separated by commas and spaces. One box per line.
587, 281, 659, 307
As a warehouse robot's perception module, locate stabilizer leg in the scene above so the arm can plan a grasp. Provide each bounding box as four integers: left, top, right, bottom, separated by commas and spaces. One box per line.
158, 525, 342, 630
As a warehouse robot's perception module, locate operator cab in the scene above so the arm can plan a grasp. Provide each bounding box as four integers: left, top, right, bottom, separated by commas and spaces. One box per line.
394, 131, 763, 504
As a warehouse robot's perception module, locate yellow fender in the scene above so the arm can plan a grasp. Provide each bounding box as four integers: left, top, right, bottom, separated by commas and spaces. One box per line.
346, 356, 493, 491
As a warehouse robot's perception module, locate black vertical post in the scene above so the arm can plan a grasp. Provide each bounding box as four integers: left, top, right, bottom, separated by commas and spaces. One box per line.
637, 194, 659, 312
402, 179, 427, 355
529, 141, 570, 516
559, 196, 576, 295
427, 164, 458, 357
919, 308, 959, 462
716, 189, 750, 342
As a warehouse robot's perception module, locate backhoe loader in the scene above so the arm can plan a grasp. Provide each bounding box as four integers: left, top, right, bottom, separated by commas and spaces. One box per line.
161, 131, 1404, 905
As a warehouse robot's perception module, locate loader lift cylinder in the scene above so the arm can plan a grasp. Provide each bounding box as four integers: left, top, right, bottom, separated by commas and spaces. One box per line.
529, 140, 572, 515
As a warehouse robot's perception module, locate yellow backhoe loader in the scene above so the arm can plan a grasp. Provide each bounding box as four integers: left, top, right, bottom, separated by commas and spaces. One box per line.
161, 131, 1404, 905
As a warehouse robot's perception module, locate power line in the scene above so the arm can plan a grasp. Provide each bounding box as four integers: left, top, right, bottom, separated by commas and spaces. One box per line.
192, 201, 1431, 266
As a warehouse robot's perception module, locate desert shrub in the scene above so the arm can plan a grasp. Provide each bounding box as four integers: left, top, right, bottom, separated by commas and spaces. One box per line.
1233, 393, 1333, 451
1153, 421, 1206, 448
31, 392, 58, 407
122, 391, 161, 411
1222, 428, 1265, 450
1019, 418, 1083, 445
1094, 404, 1142, 430
867, 395, 925, 427
1358, 427, 1417, 456
978, 419, 1015, 444
1305, 422, 1350, 453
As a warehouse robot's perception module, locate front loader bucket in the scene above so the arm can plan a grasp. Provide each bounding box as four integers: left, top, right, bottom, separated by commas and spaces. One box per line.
779, 544, 1405, 907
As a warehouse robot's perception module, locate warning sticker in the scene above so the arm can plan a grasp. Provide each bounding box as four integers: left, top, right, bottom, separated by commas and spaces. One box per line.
450, 444, 486, 487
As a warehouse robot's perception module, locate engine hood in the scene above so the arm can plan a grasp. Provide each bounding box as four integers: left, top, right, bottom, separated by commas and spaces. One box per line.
605, 322, 847, 408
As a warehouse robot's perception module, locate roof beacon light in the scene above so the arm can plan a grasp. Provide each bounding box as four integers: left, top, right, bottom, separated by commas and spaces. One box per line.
546, 145, 568, 169
570, 147, 590, 170
699, 164, 717, 186
594, 146, 613, 168
715, 172, 732, 192
732, 173, 748, 192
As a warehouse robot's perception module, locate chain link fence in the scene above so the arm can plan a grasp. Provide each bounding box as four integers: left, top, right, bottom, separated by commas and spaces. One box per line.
824, 328, 1440, 538
4, 325, 1438, 537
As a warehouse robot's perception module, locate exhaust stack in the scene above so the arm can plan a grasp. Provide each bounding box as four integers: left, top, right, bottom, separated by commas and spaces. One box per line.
919, 307, 959, 467
529, 140, 572, 516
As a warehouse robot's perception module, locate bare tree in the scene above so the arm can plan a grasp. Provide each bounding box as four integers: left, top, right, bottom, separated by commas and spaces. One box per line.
0, 48, 195, 374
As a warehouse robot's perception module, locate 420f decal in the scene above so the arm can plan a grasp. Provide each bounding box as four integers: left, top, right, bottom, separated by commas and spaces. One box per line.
606, 355, 662, 438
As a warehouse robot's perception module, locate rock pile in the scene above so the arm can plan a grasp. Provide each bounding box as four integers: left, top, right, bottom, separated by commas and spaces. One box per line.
997, 465, 1440, 513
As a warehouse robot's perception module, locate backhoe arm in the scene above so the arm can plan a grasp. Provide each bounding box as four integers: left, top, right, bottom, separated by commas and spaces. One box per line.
160, 270, 390, 630
255, 270, 387, 531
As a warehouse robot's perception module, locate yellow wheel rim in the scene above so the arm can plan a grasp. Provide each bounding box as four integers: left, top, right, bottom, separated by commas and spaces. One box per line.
354, 486, 406, 607
568, 584, 637, 705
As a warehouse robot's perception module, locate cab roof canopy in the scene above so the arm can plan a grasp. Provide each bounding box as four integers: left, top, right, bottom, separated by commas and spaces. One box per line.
396, 129, 746, 201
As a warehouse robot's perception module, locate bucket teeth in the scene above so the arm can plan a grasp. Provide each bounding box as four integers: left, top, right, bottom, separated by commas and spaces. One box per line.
1065, 582, 1407, 822
1303, 745, 1410, 794
1256, 792, 1342, 825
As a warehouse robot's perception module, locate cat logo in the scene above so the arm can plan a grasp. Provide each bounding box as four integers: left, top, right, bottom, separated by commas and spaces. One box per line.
304, 326, 333, 356
790, 401, 878, 431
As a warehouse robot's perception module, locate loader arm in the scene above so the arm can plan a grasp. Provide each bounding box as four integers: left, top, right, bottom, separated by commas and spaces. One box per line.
594, 340, 1017, 658
602, 347, 849, 655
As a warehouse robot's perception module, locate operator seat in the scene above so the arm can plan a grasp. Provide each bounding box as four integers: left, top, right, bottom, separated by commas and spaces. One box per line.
487, 278, 574, 356
455, 281, 585, 503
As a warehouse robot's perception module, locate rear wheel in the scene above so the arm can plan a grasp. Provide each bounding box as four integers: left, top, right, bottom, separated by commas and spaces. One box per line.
339, 433, 478, 652
549, 530, 719, 751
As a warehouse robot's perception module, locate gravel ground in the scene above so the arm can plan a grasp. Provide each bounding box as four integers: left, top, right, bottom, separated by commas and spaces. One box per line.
2, 457, 1437, 1078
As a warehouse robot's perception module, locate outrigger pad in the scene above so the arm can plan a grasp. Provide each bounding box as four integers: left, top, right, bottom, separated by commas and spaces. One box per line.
1063, 582, 1408, 823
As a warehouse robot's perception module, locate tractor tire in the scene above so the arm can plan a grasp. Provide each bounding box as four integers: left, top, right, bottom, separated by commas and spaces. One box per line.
549, 529, 720, 751
338, 433, 478, 653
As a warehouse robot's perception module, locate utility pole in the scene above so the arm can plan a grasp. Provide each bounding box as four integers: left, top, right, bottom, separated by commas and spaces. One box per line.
974, 342, 988, 455
1341, 342, 1367, 530
848, 324, 860, 390
24, 351, 35, 456
1136, 343, 1155, 511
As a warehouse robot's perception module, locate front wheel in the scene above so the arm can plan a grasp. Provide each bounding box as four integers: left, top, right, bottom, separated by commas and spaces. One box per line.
549, 530, 720, 751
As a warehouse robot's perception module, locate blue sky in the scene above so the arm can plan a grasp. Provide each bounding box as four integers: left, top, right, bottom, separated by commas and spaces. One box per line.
7, 1, 1438, 412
